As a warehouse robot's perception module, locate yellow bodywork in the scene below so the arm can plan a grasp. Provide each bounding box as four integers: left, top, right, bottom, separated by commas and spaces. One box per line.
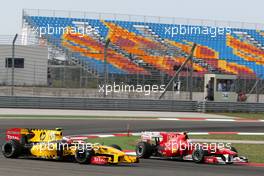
30, 143, 138, 164
94, 145, 139, 164
30, 143, 59, 159
26, 128, 63, 142
22, 128, 138, 164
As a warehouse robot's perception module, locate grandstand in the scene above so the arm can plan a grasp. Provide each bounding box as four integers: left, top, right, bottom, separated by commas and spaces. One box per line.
22, 9, 264, 78
18, 9, 264, 97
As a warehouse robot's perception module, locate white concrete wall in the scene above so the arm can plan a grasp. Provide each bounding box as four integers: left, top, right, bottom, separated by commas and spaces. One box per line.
0, 45, 48, 86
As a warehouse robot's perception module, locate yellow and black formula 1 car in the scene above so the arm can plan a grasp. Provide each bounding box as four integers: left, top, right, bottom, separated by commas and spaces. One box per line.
1, 128, 139, 165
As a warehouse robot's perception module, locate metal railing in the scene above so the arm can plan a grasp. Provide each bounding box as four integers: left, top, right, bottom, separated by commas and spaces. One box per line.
23, 9, 264, 30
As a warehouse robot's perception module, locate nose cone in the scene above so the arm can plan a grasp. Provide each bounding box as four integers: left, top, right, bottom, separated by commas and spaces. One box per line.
219, 148, 237, 155
123, 155, 140, 163
229, 150, 237, 155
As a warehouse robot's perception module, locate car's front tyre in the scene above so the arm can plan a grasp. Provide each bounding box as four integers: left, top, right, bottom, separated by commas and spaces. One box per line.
75, 149, 94, 164
192, 148, 206, 163
136, 142, 152, 159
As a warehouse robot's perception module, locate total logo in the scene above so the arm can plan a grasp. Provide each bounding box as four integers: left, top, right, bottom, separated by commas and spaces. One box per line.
7, 135, 19, 140
91, 156, 108, 165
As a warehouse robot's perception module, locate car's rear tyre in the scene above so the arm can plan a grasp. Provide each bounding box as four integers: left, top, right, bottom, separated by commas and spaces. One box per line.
192, 148, 206, 163
136, 142, 152, 159
75, 149, 94, 164
110, 144, 122, 151
1, 140, 22, 158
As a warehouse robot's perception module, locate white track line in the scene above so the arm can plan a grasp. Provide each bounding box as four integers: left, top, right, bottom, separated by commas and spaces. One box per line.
158, 118, 180, 121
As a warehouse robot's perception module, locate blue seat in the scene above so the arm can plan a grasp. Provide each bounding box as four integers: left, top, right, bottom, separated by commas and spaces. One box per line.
24, 15, 264, 78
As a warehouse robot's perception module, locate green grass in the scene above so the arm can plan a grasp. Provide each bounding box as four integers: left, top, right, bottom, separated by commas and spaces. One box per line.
212, 112, 264, 120
86, 136, 139, 150
231, 144, 263, 163
85, 135, 264, 163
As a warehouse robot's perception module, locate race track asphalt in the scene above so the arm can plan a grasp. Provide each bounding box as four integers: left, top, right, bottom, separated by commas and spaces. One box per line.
0, 118, 263, 176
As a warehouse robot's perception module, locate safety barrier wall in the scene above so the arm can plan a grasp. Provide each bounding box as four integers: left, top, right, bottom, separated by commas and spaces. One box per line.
0, 96, 264, 112
0, 96, 197, 112
198, 101, 264, 112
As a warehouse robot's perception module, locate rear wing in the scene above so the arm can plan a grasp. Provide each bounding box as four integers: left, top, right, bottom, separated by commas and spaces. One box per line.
140, 131, 162, 141
140, 131, 188, 141
6, 128, 26, 142
5, 128, 63, 143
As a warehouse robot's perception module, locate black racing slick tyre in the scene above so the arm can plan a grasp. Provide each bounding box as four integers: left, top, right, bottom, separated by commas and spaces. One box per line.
136, 142, 152, 159
192, 148, 206, 163
110, 144, 122, 151
1, 140, 22, 158
75, 149, 94, 164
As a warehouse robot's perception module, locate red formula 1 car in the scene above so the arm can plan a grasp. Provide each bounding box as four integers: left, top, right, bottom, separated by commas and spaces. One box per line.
135, 132, 248, 164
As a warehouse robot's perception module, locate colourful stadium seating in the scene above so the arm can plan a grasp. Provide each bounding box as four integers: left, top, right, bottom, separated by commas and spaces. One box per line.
62, 32, 150, 75
23, 15, 264, 79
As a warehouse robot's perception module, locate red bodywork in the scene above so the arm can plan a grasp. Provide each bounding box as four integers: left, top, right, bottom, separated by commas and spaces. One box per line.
5, 128, 35, 144
5, 128, 22, 142
139, 132, 247, 164
157, 132, 237, 157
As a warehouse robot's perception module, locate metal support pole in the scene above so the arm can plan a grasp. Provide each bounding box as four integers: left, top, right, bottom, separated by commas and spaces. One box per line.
159, 43, 196, 100
189, 56, 193, 100
247, 78, 260, 101
11, 34, 18, 96
104, 39, 111, 97
80, 59, 83, 88
256, 79, 259, 103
